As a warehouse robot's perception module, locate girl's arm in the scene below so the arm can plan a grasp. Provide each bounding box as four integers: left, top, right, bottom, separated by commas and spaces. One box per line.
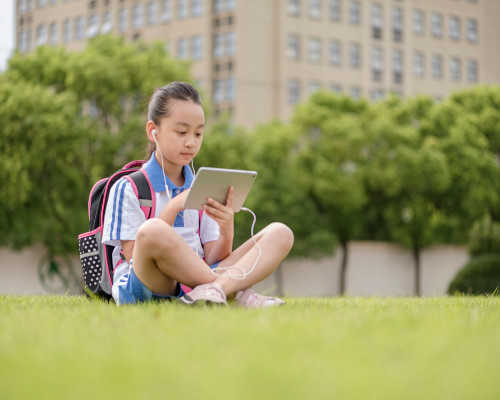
202, 187, 235, 265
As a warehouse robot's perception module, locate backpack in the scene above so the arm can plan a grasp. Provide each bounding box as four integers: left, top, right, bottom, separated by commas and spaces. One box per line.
78, 160, 155, 300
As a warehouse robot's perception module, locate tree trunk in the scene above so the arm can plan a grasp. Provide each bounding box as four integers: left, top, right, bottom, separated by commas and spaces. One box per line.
339, 241, 349, 295
413, 246, 421, 296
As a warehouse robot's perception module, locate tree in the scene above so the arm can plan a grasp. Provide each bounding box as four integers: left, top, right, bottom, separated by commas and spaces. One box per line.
293, 92, 369, 294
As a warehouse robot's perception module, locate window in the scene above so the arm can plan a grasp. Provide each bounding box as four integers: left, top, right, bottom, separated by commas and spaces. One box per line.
37, 0, 47, 8
226, 32, 235, 56
413, 9, 424, 35
467, 59, 478, 82
288, 79, 301, 105
431, 12, 443, 38
63, 18, 71, 42
449, 16, 460, 40
308, 81, 321, 95
328, 39, 341, 66
414, 51, 425, 77
213, 32, 236, 57
213, 79, 224, 104
371, 46, 383, 82
349, 0, 360, 24
287, 34, 300, 60
36, 23, 47, 45
371, 3, 383, 40
192, 0, 203, 16
214, 33, 224, 57
87, 14, 99, 37
432, 53, 443, 79
466, 18, 478, 42
132, 4, 143, 28
214, 0, 236, 14
177, 37, 188, 59
308, 37, 321, 63
330, 83, 342, 93
48, 22, 57, 44
191, 35, 203, 60
329, 0, 341, 22
118, 8, 128, 32
309, 0, 321, 19
75, 16, 85, 40
19, 0, 26, 13
288, 0, 300, 16
392, 49, 403, 84
450, 57, 461, 81
25, 28, 32, 50
370, 89, 385, 101
392, 7, 403, 42
350, 86, 361, 99
18, 30, 26, 52
226, 77, 235, 101
349, 42, 361, 68
178, 0, 188, 19
147, 1, 157, 25
161, 0, 172, 22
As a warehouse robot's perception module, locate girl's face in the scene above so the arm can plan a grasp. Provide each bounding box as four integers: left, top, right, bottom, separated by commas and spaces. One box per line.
151, 99, 205, 168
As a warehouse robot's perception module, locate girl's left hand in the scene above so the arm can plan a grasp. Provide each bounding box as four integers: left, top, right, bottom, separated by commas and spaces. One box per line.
203, 186, 234, 237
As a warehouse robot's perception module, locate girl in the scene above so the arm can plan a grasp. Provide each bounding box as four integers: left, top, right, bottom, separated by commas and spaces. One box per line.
102, 82, 294, 306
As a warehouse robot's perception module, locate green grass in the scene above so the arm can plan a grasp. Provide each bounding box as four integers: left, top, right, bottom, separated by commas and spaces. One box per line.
1, 296, 500, 400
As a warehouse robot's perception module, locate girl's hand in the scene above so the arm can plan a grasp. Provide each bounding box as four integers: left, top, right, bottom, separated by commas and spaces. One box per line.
203, 186, 234, 238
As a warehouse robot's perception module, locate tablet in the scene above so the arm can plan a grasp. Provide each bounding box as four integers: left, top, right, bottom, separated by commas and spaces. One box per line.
183, 167, 257, 212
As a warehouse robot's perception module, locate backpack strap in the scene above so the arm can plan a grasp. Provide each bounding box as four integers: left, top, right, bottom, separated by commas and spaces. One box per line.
125, 170, 156, 219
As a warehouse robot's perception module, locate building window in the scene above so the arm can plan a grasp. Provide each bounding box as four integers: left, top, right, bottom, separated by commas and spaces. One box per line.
349, 42, 361, 68
288, 0, 300, 16
328, 39, 341, 66
19, 0, 27, 13
308, 37, 321, 63
63, 18, 71, 42
87, 14, 99, 37
213, 79, 224, 104
214, 33, 224, 57
213, 32, 236, 57
414, 51, 425, 77
330, 83, 342, 93
214, 0, 236, 14
350, 86, 361, 99
466, 18, 478, 42
18, 31, 26, 52
308, 81, 321, 95
413, 9, 424, 35
371, 3, 383, 40
449, 16, 461, 40
132, 4, 143, 28
287, 34, 301, 60
226, 32, 236, 55
37, 0, 47, 8
48, 22, 57, 44
309, 0, 321, 19
288, 79, 301, 105
349, 0, 360, 24
101, 11, 113, 33
432, 53, 443, 79
191, 35, 203, 60
450, 57, 461, 81
392, 49, 403, 84
467, 59, 478, 82
392, 7, 403, 42
226, 77, 235, 101
147, 1, 157, 25
74, 16, 84, 40
178, 0, 188, 19
371, 46, 383, 82
161, 0, 172, 22
370, 89, 385, 101
36, 23, 47, 45
177, 37, 188, 59
118, 8, 128, 32
329, 0, 341, 22
192, 0, 203, 16
431, 12, 443, 38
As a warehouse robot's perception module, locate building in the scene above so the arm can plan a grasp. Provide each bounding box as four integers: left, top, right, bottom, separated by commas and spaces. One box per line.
14, 0, 500, 128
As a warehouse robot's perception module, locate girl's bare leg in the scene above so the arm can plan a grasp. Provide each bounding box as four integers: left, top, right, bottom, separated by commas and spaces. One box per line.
213, 222, 294, 296
131, 218, 216, 295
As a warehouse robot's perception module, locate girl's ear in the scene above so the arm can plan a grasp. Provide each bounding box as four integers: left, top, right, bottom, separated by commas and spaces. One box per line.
146, 120, 156, 143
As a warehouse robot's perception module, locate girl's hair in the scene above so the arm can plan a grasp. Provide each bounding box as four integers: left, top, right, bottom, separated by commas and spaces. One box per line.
146, 81, 202, 159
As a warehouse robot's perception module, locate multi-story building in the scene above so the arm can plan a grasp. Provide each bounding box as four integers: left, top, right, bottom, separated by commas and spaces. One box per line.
15, 0, 500, 128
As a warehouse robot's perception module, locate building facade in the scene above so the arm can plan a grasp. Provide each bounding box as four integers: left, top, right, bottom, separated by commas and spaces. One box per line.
15, 0, 500, 127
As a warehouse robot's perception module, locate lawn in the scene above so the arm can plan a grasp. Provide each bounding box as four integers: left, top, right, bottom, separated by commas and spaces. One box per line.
1, 295, 499, 400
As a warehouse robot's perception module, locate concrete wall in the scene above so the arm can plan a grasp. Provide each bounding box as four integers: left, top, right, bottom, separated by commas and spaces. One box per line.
0, 241, 468, 297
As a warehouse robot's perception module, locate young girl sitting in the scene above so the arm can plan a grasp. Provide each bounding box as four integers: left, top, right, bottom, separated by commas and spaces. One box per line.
102, 82, 294, 307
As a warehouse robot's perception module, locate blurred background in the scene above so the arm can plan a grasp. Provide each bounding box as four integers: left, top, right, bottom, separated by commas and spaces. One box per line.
0, 0, 499, 297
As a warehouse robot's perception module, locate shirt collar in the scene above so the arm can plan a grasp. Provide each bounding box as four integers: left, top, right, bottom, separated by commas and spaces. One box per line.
143, 152, 194, 193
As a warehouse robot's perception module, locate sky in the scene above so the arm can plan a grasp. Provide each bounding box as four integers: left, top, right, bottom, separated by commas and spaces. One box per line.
0, 0, 15, 71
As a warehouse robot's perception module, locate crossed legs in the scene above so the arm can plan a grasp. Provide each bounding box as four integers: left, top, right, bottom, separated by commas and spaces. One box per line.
131, 218, 294, 297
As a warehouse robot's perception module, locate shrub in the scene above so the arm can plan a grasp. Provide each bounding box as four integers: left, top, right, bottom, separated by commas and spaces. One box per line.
448, 254, 500, 295
469, 215, 500, 257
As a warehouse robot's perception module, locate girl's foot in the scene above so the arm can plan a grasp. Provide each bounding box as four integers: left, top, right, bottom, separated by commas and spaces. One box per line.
235, 288, 285, 308
179, 282, 227, 305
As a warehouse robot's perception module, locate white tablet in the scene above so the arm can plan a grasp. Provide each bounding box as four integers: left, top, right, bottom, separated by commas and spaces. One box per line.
183, 167, 257, 212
